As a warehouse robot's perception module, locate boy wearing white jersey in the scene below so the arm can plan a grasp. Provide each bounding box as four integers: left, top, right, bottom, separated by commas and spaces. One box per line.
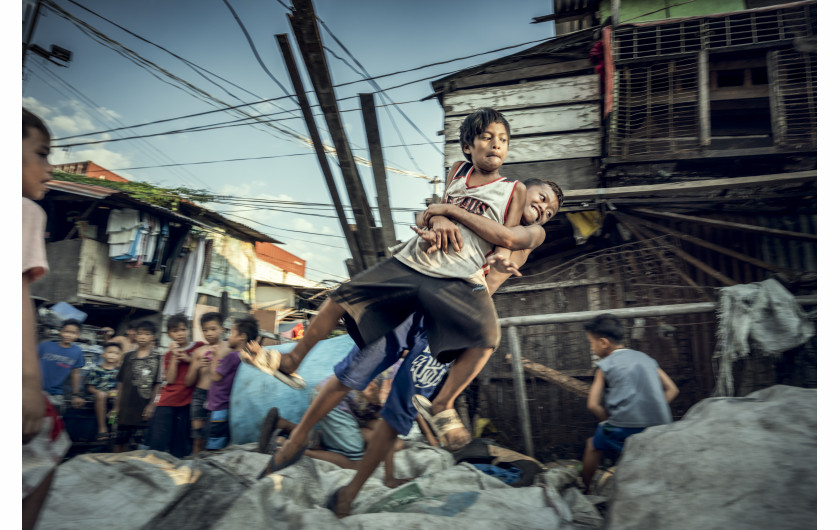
245, 108, 561, 464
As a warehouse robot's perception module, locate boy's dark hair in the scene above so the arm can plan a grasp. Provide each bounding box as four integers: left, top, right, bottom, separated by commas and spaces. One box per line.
61, 319, 82, 332
200, 312, 224, 326
523, 178, 565, 208
126, 322, 137, 330
583, 314, 625, 343
459, 108, 510, 162
166, 313, 189, 331
103, 341, 122, 351
233, 315, 259, 342
136, 320, 157, 336
23, 108, 50, 139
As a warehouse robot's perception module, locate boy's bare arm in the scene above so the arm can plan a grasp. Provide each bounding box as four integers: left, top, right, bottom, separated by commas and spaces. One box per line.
184, 350, 207, 387
485, 248, 534, 291
587, 369, 609, 421
422, 203, 545, 251
23, 275, 45, 441
209, 357, 223, 382
658, 368, 679, 403
144, 383, 161, 420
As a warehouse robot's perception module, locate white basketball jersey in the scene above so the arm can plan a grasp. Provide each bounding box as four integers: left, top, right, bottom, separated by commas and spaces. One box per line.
395, 161, 518, 285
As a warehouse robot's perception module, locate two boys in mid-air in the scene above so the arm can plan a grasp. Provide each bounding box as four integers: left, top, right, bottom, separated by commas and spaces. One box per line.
244, 107, 565, 515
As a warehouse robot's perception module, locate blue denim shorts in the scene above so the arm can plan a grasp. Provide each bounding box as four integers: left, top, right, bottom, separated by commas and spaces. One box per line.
592, 422, 645, 453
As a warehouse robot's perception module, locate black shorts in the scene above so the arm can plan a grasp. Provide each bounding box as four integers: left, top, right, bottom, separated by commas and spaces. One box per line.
191, 388, 209, 422
330, 258, 500, 364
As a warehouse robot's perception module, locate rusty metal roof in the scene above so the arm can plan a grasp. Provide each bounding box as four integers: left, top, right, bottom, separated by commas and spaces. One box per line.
45, 179, 280, 243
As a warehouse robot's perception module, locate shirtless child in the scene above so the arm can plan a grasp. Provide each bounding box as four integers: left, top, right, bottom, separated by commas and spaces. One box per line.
185, 312, 228, 454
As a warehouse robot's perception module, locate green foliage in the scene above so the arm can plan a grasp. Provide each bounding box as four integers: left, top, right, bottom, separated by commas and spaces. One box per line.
51, 170, 214, 210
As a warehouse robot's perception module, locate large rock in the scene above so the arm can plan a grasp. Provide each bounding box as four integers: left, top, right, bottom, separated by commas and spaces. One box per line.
606, 385, 816, 530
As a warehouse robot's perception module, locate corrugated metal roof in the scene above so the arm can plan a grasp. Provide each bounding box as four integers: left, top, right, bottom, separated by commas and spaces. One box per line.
47, 179, 281, 243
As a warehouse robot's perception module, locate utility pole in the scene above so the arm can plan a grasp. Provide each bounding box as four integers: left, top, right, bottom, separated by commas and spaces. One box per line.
22, 0, 43, 70
275, 34, 365, 275
359, 92, 397, 249
287, 0, 385, 269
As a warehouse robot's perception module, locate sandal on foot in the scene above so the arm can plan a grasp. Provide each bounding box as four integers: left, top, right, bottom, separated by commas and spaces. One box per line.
412, 395, 471, 451
273, 369, 306, 390
96, 432, 110, 441
257, 407, 280, 454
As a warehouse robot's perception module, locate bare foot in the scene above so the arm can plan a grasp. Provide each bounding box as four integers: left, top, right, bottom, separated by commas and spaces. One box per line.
328, 486, 353, 518
384, 477, 411, 489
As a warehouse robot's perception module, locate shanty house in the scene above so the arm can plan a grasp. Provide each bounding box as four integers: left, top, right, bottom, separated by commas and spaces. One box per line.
429, 0, 816, 460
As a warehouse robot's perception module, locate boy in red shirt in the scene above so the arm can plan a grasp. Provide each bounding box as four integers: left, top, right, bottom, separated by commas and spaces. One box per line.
147, 313, 205, 458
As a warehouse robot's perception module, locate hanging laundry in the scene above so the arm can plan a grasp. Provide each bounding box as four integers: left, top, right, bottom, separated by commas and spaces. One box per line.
161, 235, 206, 320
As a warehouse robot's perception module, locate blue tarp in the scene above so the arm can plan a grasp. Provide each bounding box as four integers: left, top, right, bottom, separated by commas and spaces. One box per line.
228, 334, 356, 445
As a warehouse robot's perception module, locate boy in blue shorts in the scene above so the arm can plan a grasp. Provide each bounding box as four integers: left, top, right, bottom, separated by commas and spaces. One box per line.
246, 108, 561, 460
581, 313, 679, 494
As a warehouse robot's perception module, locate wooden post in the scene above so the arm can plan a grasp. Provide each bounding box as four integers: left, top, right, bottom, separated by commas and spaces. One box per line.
626, 217, 738, 287
359, 92, 397, 248
507, 325, 535, 458
504, 354, 591, 398
275, 34, 364, 272
612, 213, 715, 301
619, 211, 789, 274
288, 0, 382, 267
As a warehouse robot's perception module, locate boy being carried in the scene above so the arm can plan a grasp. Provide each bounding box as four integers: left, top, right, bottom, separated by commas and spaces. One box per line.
113, 320, 162, 452
186, 312, 228, 454
147, 313, 205, 458
255, 176, 562, 496
245, 108, 560, 454
204, 315, 252, 450
581, 313, 679, 494
85, 341, 122, 440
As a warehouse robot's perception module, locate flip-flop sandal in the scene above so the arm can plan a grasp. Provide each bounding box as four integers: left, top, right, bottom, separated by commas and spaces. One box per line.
257, 407, 280, 454
273, 369, 306, 389
96, 432, 110, 442
412, 395, 471, 451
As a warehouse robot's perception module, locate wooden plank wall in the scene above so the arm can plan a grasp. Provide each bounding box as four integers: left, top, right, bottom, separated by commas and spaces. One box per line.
441, 73, 602, 191
478, 238, 721, 461
77, 239, 170, 311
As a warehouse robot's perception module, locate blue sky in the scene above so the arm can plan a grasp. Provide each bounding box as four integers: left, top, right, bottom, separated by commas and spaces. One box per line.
22, 0, 555, 283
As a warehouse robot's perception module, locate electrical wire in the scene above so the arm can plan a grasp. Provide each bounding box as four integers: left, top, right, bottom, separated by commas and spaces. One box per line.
220, 0, 292, 97
28, 60, 212, 191
106, 141, 434, 170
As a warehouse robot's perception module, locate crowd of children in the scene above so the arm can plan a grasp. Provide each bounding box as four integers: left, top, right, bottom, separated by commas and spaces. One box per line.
33, 311, 259, 459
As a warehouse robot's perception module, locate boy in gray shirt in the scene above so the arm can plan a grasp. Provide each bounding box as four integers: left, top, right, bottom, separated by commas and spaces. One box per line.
581, 313, 679, 494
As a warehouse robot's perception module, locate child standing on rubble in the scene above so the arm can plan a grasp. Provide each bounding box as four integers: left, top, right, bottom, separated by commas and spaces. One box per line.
147, 313, 205, 458
185, 312, 227, 454
581, 313, 679, 494
204, 316, 254, 450
113, 320, 162, 452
